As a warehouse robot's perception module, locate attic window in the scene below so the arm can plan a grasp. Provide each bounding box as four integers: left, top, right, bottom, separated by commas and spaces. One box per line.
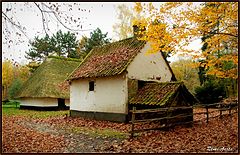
89, 81, 95, 91
156, 77, 161, 80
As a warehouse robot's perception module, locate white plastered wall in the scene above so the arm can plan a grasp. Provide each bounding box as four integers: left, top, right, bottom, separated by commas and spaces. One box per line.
19, 97, 58, 107
127, 43, 173, 82
70, 74, 128, 114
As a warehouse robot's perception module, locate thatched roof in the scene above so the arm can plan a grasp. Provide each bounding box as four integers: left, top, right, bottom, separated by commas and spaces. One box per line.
129, 82, 197, 106
16, 57, 80, 99
68, 37, 146, 80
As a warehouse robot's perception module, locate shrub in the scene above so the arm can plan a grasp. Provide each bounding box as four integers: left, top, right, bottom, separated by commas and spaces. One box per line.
194, 80, 226, 105
8, 78, 23, 99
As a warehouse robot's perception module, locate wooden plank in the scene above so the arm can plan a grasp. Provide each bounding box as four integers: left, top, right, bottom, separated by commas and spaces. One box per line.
193, 103, 221, 108
129, 106, 193, 114
130, 114, 193, 124
171, 120, 193, 126
129, 103, 225, 114
229, 103, 232, 114
207, 110, 221, 114
130, 107, 136, 138
129, 125, 168, 133
129, 120, 195, 133
220, 108, 222, 118
129, 108, 168, 113
206, 107, 209, 123
194, 112, 208, 115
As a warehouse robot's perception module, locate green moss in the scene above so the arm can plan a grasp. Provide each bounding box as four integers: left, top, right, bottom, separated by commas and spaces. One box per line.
68, 37, 145, 79
67, 126, 127, 139
47, 56, 82, 62
2, 106, 68, 118
128, 79, 138, 100
129, 81, 196, 107
16, 58, 80, 98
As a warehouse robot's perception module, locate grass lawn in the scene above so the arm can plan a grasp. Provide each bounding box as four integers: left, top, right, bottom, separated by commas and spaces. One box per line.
2, 101, 68, 119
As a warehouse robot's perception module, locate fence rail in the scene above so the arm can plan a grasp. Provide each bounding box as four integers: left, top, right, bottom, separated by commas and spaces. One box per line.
130, 102, 238, 138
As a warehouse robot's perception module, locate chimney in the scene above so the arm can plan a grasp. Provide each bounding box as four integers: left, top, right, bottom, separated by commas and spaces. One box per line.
133, 24, 146, 37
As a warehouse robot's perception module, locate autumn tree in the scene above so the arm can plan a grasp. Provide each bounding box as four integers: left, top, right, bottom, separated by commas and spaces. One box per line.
2, 60, 30, 100
113, 4, 137, 40
133, 2, 238, 79
196, 3, 238, 97
2, 60, 14, 100
170, 59, 200, 93
78, 28, 111, 56
76, 35, 88, 58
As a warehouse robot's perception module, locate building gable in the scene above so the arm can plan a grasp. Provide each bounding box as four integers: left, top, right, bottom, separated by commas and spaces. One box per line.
68, 37, 145, 80
127, 42, 176, 82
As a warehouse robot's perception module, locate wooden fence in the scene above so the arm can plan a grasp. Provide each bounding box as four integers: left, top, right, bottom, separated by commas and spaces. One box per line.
129, 102, 238, 138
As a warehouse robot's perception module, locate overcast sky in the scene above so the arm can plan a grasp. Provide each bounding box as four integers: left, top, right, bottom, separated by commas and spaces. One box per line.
2, 2, 201, 65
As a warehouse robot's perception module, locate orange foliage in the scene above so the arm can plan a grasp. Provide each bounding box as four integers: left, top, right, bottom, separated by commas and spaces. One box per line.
133, 2, 238, 79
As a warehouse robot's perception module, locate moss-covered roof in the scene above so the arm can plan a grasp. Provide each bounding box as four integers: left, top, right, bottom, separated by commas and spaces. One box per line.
129, 82, 196, 106
16, 57, 80, 99
68, 37, 146, 80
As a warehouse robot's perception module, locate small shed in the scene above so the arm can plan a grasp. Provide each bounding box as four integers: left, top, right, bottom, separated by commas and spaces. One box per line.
16, 57, 80, 110
129, 81, 198, 123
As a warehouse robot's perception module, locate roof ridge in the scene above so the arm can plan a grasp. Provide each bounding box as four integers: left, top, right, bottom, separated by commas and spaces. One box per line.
47, 56, 82, 62
68, 37, 146, 80
146, 81, 183, 85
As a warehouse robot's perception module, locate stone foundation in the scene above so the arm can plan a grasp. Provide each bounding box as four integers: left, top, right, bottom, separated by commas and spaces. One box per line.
70, 110, 128, 123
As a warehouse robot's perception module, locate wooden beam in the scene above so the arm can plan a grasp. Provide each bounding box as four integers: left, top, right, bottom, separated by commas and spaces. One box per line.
130, 114, 193, 124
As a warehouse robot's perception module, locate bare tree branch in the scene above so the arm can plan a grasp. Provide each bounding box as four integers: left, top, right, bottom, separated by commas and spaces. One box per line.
211, 32, 238, 38
2, 11, 29, 40
41, 3, 93, 32
34, 2, 48, 35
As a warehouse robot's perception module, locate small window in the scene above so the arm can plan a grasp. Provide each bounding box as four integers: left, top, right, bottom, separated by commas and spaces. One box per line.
156, 76, 161, 80
89, 81, 95, 91
138, 80, 145, 90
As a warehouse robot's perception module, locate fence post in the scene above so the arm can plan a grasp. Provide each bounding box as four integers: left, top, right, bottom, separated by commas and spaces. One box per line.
131, 107, 136, 138
166, 108, 169, 128
220, 109, 222, 118
206, 106, 209, 123
219, 103, 222, 119
229, 103, 233, 136
229, 103, 231, 115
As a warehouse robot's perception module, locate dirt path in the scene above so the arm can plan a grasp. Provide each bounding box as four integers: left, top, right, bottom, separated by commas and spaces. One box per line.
16, 118, 124, 153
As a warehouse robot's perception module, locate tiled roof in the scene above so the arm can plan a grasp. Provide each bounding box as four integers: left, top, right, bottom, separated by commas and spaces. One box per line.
129, 82, 194, 106
68, 37, 146, 80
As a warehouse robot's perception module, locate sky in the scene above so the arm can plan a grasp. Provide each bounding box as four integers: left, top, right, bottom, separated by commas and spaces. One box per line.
2, 2, 201, 65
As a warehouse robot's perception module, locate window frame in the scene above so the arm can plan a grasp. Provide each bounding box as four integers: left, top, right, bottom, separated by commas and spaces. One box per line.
89, 81, 95, 91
